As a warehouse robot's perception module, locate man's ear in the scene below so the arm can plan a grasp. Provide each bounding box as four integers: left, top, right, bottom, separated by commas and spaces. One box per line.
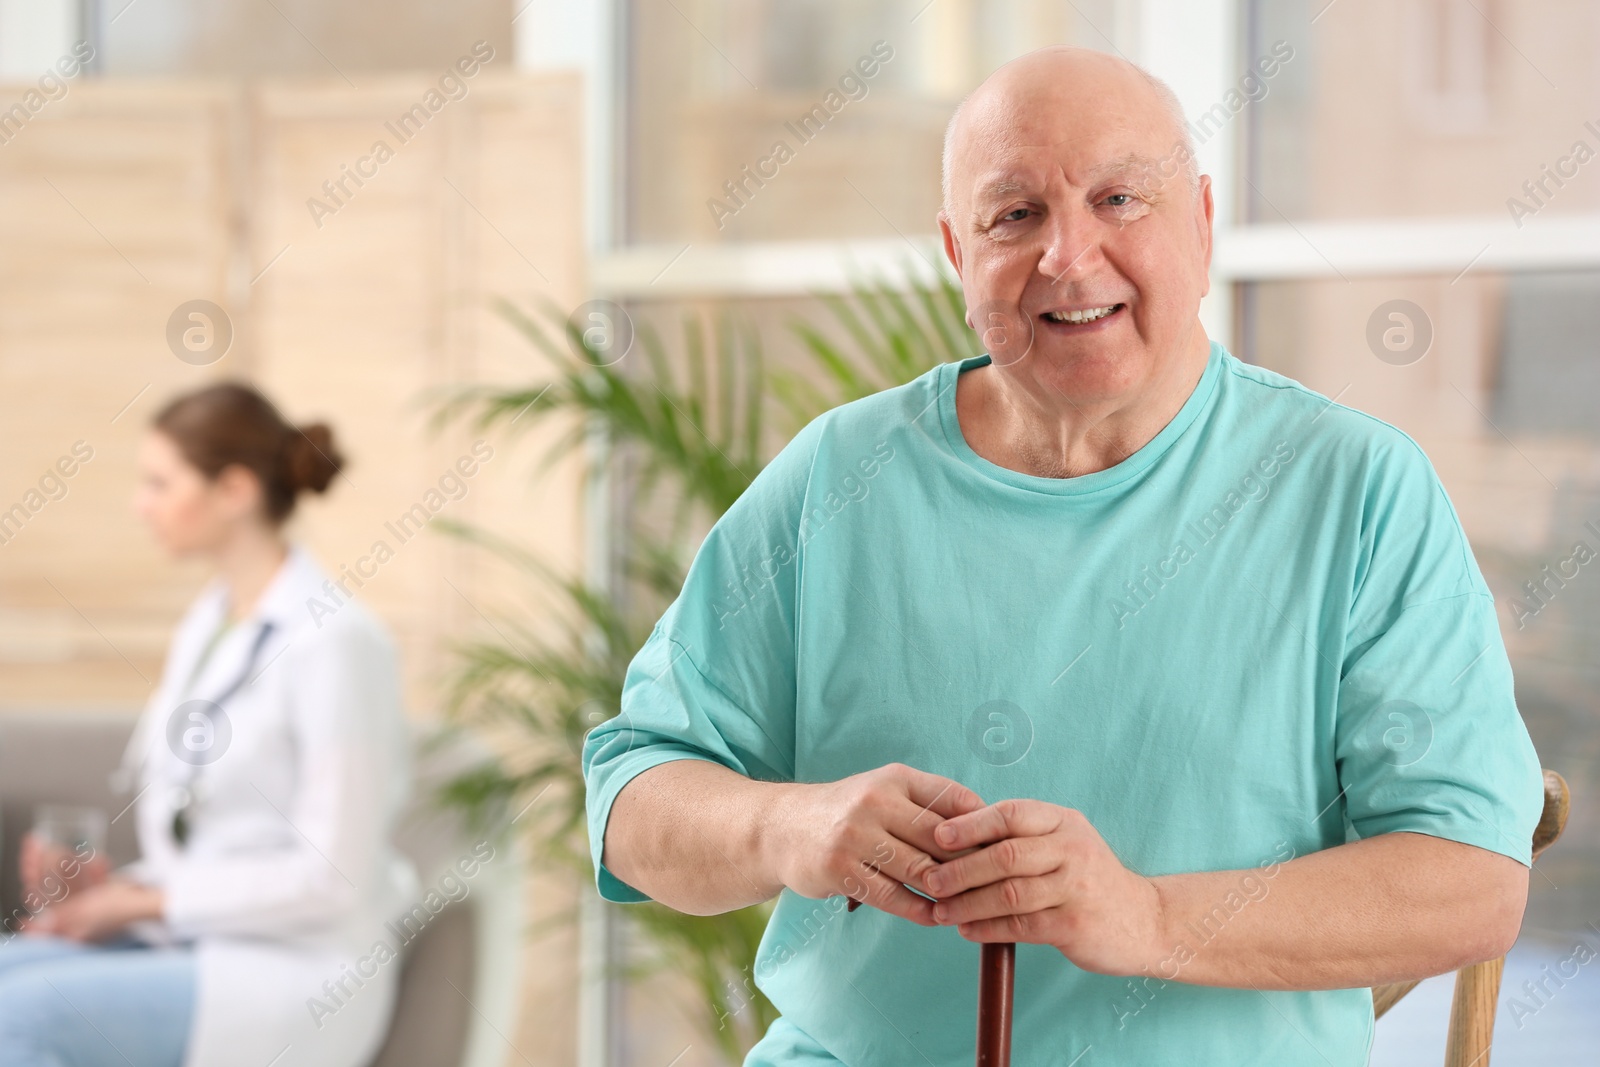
938, 211, 965, 279
1194, 174, 1215, 297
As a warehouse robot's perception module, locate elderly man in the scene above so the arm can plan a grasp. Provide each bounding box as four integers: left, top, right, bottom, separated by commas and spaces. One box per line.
583, 46, 1542, 1065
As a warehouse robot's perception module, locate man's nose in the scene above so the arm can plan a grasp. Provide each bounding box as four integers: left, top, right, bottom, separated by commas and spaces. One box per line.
1036, 207, 1101, 284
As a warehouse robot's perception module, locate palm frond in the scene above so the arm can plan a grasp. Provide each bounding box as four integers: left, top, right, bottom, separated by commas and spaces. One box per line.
430, 275, 971, 1061
772, 270, 977, 431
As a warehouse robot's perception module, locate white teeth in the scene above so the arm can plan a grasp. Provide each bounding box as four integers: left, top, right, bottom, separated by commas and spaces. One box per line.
1045, 304, 1119, 324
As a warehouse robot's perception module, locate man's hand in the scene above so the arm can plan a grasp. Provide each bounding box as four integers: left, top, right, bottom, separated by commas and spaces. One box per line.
923, 798, 1162, 974
603, 759, 986, 918
923, 805, 1531, 990
763, 763, 988, 926
24, 880, 163, 942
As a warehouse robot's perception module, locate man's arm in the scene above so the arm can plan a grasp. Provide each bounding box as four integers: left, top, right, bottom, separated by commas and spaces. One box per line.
603, 761, 785, 915
1146, 831, 1527, 988
923, 798, 1528, 990
603, 759, 987, 922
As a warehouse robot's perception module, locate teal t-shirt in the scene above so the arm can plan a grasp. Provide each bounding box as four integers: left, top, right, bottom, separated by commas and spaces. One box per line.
582, 340, 1544, 1066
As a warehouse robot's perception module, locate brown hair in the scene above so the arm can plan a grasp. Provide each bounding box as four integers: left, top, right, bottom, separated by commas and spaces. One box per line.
153, 382, 344, 524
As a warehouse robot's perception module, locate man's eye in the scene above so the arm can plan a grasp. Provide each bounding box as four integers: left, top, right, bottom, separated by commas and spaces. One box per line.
1000, 208, 1031, 222
1104, 194, 1135, 208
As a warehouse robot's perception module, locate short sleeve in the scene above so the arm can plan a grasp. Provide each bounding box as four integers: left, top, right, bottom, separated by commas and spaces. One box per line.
581, 415, 827, 903
1333, 437, 1543, 865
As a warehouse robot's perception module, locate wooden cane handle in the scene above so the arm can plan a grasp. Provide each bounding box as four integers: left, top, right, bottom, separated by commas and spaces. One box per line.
977, 942, 1015, 1067
1533, 769, 1569, 860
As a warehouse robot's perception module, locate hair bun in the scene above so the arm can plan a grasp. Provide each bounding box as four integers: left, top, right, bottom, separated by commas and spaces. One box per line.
285, 422, 344, 495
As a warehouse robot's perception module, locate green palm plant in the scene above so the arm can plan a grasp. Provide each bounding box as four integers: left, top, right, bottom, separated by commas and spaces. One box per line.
429, 273, 977, 1061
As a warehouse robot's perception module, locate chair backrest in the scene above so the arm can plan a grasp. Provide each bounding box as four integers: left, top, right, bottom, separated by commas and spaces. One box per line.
0, 711, 524, 1067
1370, 768, 1571, 1067
373, 726, 528, 1067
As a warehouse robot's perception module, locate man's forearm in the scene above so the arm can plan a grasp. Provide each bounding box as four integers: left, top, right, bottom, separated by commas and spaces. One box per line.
603, 759, 791, 914
1145, 832, 1528, 990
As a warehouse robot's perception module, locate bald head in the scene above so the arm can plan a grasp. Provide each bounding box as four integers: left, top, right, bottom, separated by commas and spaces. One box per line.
941, 47, 1198, 216
932, 44, 1215, 425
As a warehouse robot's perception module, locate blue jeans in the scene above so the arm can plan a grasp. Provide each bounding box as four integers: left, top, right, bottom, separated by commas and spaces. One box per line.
0, 933, 194, 1067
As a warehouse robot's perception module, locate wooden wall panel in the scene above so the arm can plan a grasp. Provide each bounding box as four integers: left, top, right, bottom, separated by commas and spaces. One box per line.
0, 71, 587, 724
0, 83, 242, 699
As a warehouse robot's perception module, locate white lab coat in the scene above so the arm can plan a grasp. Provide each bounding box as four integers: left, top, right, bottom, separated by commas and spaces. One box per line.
117, 543, 420, 1067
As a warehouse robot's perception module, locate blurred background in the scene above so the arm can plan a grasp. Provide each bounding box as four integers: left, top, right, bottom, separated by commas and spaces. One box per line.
0, 0, 1596, 1064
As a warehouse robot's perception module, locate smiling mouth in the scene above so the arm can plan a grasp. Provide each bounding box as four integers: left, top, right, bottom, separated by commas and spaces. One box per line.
1041, 303, 1124, 325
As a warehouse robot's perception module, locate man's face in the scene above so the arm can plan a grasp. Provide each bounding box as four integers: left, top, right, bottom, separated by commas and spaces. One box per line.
940, 67, 1214, 406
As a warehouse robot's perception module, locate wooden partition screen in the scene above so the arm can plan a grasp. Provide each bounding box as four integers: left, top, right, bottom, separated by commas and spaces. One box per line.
0, 71, 585, 711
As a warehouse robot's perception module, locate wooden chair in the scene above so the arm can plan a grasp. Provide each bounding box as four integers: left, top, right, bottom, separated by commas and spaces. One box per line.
1370, 768, 1571, 1067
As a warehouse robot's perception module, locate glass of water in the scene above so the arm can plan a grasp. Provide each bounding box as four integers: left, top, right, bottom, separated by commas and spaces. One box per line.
23, 804, 110, 904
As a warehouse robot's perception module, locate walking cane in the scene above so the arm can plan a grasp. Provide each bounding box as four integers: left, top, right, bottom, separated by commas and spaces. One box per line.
848, 898, 1016, 1065
976, 942, 1015, 1067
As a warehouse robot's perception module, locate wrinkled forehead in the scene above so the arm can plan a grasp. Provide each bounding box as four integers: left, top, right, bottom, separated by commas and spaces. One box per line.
969, 138, 1168, 200
950, 77, 1181, 205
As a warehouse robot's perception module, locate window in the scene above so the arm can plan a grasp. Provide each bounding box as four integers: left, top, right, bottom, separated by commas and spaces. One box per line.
623, 0, 1114, 244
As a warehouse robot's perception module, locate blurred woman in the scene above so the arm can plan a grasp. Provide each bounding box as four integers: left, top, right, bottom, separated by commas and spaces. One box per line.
0, 383, 418, 1067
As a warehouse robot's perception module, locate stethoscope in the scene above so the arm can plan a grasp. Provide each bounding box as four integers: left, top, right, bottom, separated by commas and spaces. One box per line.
157, 620, 276, 844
